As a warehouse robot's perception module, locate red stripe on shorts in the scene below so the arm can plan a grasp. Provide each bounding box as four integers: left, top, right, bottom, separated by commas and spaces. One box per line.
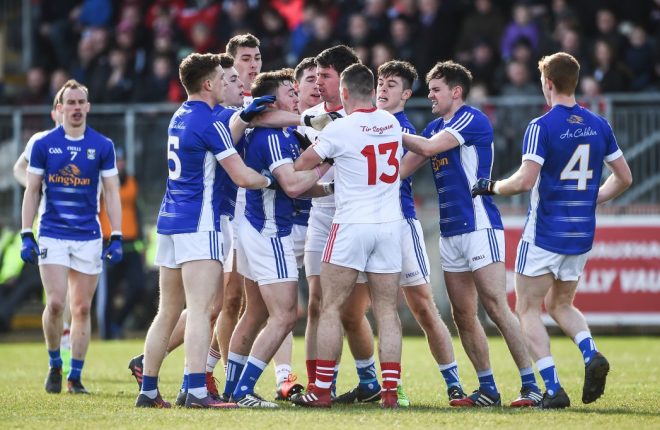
323, 223, 339, 263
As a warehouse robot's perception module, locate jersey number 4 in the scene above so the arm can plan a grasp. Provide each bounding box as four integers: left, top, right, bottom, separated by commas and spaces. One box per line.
560, 144, 593, 190
360, 141, 399, 185
167, 136, 181, 180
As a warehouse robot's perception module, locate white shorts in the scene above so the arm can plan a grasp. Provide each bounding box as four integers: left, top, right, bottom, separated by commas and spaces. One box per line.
291, 224, 307, 269
440, 228, 504, 272
236, 221, 298, 286
400, 218, 431, 287
38, 236, 103, 275
155, 231, 224, 269
322, 221, 402, 273
220, 215, 234, 271
515, 240, 589, 281
232, 189, 246, 243
304, 206, 335, 276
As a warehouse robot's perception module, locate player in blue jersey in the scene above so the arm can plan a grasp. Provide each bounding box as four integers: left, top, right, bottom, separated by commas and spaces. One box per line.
401, 61, 541, 407
222, 69, 333, 408
21, 79, 123, 395
136, 53, 276, 409
472, 52, 632, 408
332, 60, 465, 407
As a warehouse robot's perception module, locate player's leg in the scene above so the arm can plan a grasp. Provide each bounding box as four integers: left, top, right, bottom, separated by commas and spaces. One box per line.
514, 272, 568, 408
335, 283, 381, 404
304, 271, 321, 388
273, 332, 304, 400
217, 264, 244, 365
40, 263, 69, 393
138, 265, 184, 407
367, 271, 402, 408
66, 269, 98, 391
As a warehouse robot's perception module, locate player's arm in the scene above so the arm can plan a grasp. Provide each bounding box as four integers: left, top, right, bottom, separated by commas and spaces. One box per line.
400, 151, 428, 179
13, 155, 28, 187
102, 175, 122, 233
219, 153, 272, 189
473, 160, 541, 197
597, 155, 632, 204
21, 172, 42, 230
402, 130, 459, 157
271, 163, 330, 198
294, 145, 326, 171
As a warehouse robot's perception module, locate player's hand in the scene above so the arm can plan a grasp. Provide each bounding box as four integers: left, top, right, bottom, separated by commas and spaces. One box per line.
239, 95, 276, 123
261, 169, 279, 190
291, 129, 314, 151
302, 111, 343, 131
20, 231, 40, 264
471, 178, 496, 197
102, 234, 123, 264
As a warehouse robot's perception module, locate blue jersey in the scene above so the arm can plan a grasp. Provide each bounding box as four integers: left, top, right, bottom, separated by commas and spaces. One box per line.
521, 104, 622, 254
213, 105, 246, 219
421, 104, 503, 237
394, 111, 417, 219
27, 125, 117, 240
244, 127, 301, 237
157, 101, 237, 234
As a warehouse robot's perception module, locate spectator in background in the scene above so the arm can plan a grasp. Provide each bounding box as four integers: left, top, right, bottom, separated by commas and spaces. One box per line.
344, 13, 372, 49
369, 43, 395, 75
557, 27, 591, 74
220, 0, 259, 43
387, 0, 418, 21
414, 0, 459, 78
99, 48, 135, 103
257, 7, 289, 71
593, 9, 627, 56
134, 54, 178, 102
501, 60, 538, 96
363, 0, 391, 44
20, 67, 50, 106
456, 0, 505, 63
269, 0, 305, 31
624, 25, 656, 91
287, 3, 319, 66
77, 0, 113, 28
115, 21, 149, 78
189, 21, 220, 53
592, 39, 632, 93
388, 16, 416, 64
49, 69, 70, 100
98, 148, 145, 340
501, 2, 540, 61
466, 40, 500, 95
301, 14, 340, 60
36, 0, 80, 70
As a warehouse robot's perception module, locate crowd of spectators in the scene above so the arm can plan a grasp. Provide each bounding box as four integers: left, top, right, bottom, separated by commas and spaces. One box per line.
9, 0, 660, 105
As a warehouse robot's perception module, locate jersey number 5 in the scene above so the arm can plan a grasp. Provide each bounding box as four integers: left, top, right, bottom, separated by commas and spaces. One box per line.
168, 136, 181, 180
360, 141, 399, 185
560, 144, 592, 190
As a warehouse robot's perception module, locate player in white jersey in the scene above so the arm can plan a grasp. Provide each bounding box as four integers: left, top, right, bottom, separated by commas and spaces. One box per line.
400, 61, 540, 407
472, 52, 632, 408
295, 45, 376, 399
136, 53, 274, 409
335, 60, 466, 407
21, 79, 123, 395
292, 64, 404, 409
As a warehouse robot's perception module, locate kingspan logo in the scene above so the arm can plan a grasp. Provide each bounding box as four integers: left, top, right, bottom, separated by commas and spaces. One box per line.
48, 164, 91, 186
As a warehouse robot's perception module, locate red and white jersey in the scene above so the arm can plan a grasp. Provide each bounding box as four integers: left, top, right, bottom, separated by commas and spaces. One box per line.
298, 102, 346, 208
314, 107, 403, 224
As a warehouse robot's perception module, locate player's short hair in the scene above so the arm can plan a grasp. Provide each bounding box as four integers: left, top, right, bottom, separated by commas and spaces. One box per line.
377, 60, 418, 90
178, 53, 221, 95
425, 61, 473, 100
315, 45, 360, 76
294, 57, 317, 82
251, 68, 295, 97
57, 79, 89, 104
340, 64, 374, 100
219, 53, 235, 69
538, 52, 580, 95
52, 87, 65, 110
226, 33, 260, 57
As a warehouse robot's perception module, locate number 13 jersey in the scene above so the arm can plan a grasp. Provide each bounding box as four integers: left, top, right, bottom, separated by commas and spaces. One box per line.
313, 107, 403, 224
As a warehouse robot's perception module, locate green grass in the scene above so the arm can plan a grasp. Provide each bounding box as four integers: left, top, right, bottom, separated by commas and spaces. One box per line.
0, 336, 659, 429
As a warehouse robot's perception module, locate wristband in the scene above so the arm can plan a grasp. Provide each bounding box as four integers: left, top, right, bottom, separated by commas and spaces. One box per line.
314, 166, 322, 179
492, 181, 501, 195
322, 183, 334, 195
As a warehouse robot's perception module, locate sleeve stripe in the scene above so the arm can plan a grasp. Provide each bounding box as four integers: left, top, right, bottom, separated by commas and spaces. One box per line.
213, 121, 233, 150
524, 123, 540, 155
448, 112, 474, 132
268, 134, 283, 162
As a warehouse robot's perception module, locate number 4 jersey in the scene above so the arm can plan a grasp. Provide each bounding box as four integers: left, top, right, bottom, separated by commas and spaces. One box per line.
521, 104, 622, 254
313, 107, 403, 224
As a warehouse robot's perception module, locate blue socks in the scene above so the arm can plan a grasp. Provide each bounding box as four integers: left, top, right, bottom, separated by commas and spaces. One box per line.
68, 358, 84, 381
141, 375, 159, 399
438, 361, 461, 388
223, 352, 248, 398
537, 356, 561, 396
355, 357, 380, 392
519, 367, 540, 392
48, 349, 62, 369
232, 356, 267, 399
574, 331, 597, 364
477, 369, 498, 396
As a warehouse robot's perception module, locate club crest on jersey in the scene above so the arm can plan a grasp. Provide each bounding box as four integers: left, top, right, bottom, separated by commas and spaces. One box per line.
567, 115, 584, 125
87, 149, 96, 159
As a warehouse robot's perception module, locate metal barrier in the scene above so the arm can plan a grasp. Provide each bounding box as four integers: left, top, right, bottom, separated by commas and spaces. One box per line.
1, 94, 659, 226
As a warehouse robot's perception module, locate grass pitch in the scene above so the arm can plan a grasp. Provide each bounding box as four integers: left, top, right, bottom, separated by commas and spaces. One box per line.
0, 336, 658, 429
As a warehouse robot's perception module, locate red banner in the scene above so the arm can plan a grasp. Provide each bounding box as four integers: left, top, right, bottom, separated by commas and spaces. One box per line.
503, 216, 660, 324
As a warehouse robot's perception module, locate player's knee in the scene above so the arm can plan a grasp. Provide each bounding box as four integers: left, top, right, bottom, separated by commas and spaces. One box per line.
71, 301, 92, 318
46, 299, 65, 317
307, 297, 321, 321
340, 307, 364, 332
223, 294, 243, 317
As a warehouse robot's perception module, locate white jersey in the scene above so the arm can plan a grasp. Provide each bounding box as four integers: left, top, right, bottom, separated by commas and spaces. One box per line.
23, 130, 51, 162
314, 107, 403, 224
298, 102, 346, 208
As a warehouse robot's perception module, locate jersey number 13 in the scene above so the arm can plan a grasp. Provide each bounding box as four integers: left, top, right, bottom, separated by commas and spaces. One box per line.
360, 141, 399, 185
